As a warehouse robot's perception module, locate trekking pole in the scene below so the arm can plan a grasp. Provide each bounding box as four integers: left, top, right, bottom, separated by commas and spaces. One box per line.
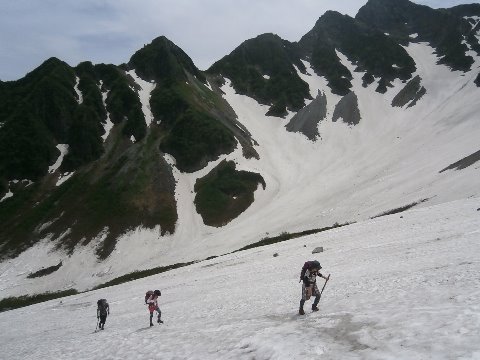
319, 274, 330, 298
95, 317, 100, 332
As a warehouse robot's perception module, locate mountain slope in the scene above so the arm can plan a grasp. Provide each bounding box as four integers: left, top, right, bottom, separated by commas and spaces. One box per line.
0, 198, 479, 359
0, 37, 258, 261
1, 0, 480, 299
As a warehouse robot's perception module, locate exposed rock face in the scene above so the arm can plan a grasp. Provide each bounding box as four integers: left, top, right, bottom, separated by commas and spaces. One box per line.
392, 75, 427, 108
332, 92, 361, 126
286, 91, 327, 140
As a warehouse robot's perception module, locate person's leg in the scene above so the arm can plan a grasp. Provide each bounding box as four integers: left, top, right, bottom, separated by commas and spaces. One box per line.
312, 283, 320, 310
149, 311, 154, 326
100, 315, 107, 329
156, 306, 163, 323
299, 283, 306, 315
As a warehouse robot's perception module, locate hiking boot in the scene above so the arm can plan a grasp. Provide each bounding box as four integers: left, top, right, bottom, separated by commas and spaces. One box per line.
312, 306, 319, 312
157, 319, 163, 324
150, 322, 154, 327
299, 307, 305, 315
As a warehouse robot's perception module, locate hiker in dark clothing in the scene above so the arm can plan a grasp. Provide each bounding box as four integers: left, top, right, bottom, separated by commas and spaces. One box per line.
146, 290, 163, 326
97, 299, 110, 330
299, 260, 329, 315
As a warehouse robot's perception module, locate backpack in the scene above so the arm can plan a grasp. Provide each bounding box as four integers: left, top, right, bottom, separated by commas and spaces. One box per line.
145, 290, 154, 304
97, 299, 108, 315
300, 262, 310, 280
300, 261, 320, 280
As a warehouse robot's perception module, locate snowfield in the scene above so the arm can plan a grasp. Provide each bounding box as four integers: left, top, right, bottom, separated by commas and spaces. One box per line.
0, 198, 479, 359
1, 41, 479, 304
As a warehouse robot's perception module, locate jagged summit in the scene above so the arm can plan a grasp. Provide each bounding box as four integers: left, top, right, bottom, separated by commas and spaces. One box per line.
208, 33, 310, 117
128, 35, 205, 84
356, 0, 479, 71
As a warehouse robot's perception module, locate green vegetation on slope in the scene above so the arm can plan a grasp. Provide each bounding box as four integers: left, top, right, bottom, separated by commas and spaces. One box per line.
194, 160, 265, 227
208, 33, 311, 116
128, 37, 238, 172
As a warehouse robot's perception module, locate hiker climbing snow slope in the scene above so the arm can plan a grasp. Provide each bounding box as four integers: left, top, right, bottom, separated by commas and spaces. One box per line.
299, 260, 329, 315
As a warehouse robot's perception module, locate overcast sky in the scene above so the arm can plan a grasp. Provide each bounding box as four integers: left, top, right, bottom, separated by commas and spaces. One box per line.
0, 0, 475, 81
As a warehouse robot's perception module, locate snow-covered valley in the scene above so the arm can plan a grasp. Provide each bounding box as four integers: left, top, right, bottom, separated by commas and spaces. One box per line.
1, 197, 479, 359
2, 39, 479, 298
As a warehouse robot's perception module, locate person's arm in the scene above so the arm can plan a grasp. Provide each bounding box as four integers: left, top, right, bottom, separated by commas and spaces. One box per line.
107, 304, 110, 315
319, 273, 329, 280
97, 308, 99, 318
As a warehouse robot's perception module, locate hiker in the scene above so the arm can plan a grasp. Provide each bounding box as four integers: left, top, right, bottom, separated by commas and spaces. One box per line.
299, 260, 329, 315
97, 299, 110, 330
146, 289, 163, 326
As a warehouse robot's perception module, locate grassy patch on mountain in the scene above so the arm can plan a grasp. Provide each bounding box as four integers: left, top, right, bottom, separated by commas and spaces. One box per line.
194, 160, 266, 227
160, 109, 236, 172
27, 262, 63, 279
92, 261, 195, 290
371, 199, 429, 219
0, 58, 77, 182
235, 222, 352, 252
149, 78, 237, 172
0, 125, 177, 260
126, 36, 241, 172
94, 64, 147, 142
208, 33, 310, 116
0, 290, 78, 313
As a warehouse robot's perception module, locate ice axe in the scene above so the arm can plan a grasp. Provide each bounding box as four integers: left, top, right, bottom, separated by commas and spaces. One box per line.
319, 274, 330, 299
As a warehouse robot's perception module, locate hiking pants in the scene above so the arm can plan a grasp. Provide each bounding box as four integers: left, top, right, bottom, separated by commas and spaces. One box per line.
300, 282, 320, 308
149, 304, 161, 324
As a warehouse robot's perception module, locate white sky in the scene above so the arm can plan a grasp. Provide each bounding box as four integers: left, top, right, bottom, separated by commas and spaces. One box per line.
0, 0, 474, 81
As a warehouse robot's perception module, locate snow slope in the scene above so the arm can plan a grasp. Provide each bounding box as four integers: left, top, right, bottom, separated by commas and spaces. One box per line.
0, 198, 479, 359
1, 42, 479, 297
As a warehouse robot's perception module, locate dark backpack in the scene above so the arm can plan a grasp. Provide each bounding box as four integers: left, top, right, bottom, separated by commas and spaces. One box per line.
300, 261, 320, 280
97, 299, 108, 315
300, 262, 310, 280
145, 290, 153, 304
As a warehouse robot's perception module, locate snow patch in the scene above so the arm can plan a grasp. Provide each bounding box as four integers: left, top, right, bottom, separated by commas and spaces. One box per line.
130, 135, 136, 143
409, 33, 419, 39
0, 190, 13, 203
99, 81, 115, 141
205, 80, 213, 91
56, 172, 74, 186
73, 76, 83, 104
263, 75, 270, 80
48, 144, 69, 173
126, 70, 156, 126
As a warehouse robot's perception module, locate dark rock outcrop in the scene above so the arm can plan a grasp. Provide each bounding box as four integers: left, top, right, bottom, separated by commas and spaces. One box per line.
392, 75, 427, 108
332, 92, 361, 126
286, 91, 327, 140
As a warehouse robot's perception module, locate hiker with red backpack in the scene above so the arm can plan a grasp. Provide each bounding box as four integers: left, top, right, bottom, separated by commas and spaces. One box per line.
145, 290, 163, 326
299, 260, 329, 315
96, 299, 110, 330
